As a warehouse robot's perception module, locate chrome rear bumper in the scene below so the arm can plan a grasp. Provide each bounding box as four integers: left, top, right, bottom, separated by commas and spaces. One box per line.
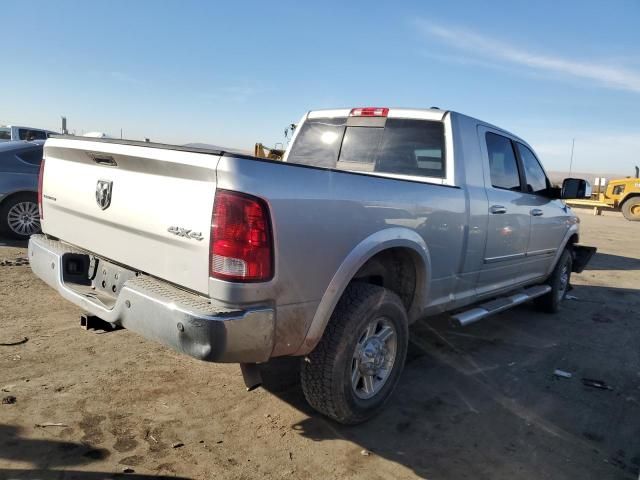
28, 235, 275, 363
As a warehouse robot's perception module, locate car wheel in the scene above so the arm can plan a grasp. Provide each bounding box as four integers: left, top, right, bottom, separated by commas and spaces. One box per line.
0, 193, 41, 240
534, 249, 573, 314
300, 283, 408, 424
621, 197, 640, 222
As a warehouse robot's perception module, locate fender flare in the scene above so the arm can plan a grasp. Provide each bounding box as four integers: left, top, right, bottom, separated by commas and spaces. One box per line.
620, 192, 640, 208
294, 227, 431, 356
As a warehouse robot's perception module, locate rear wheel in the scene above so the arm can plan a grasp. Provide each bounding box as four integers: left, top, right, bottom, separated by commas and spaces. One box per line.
0, 193, 41, 240
621, 197, 640, 221
534, 249, 572, 313
300, 283, 408, 424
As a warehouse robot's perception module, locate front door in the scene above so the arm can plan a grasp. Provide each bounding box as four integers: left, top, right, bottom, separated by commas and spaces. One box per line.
477, 128, 538, 295
515, 142, 570, 276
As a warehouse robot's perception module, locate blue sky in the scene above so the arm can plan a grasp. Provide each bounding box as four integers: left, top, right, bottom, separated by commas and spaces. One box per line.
2, 0, 639, 174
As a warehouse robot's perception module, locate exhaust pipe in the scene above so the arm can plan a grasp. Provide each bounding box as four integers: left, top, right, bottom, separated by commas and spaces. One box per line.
635, 165, 639, 178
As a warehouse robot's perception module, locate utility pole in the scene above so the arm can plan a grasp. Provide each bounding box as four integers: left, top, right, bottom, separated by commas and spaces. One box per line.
568, 138, 575, 176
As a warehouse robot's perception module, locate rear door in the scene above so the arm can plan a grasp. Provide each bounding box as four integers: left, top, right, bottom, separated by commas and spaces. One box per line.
515, 142, 568, 275
477, 128, 534, 294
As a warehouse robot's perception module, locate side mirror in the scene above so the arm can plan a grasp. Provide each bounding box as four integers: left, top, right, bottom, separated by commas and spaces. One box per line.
561, 178, 590, 199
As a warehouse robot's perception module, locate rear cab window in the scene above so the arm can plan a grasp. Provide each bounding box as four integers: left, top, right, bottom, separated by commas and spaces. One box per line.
287, 114, 446, 181
0, 128, 10, 141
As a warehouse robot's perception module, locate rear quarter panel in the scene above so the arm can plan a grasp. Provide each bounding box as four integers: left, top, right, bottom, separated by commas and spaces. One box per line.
214, 156, 466, 355
0, 153, 38, 200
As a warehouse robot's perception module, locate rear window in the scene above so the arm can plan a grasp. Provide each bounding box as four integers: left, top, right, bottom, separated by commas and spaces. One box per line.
0, 128, 10, 141
288, 117, 445, 179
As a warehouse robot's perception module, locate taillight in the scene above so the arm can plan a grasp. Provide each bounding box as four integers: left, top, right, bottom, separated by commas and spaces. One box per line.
37, 158, 45, 219
210, 190, 273, 282
349, 107, 389, 117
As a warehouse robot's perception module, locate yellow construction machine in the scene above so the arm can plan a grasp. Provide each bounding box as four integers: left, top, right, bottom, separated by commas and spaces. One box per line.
254, 124, 296, 161
566, 166, 640, 221
254, 143, 285, 161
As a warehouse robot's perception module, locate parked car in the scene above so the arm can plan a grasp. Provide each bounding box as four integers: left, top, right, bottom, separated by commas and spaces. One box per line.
0, 125, 57, 142
29, 107, 595, 424
0, 141, 44, 239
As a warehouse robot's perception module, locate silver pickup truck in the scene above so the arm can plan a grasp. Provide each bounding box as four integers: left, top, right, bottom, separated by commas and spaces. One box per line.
29, 107, 595, 424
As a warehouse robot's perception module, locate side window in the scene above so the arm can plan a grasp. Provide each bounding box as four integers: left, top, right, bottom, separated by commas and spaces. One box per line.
16, 147, 44, 166
31, 130, 48, 140
486, 132, 521, 191
19, 129, 47, 141
0, 128, 10, 140
516, 143, 548, 194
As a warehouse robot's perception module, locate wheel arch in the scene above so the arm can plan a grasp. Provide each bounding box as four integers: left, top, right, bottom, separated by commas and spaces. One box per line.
294, 227, 431, 356
0, 189, 38, 209
620, 192, 640, 208
544, 225, 579, 278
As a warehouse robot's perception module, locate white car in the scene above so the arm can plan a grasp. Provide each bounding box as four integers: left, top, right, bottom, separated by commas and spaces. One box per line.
0, 125, 58, 142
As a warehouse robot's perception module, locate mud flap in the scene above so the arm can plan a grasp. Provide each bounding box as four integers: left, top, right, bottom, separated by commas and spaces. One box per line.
572, 245, 597, 273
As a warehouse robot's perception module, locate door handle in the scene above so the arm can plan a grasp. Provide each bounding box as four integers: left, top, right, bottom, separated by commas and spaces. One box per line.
530, 209, 544, 217
489, 205, 507, 214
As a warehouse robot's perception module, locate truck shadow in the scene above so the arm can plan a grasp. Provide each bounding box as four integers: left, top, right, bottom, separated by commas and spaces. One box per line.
260, 283, 640, 479
584, 252, 640, 271
0, 424, 191, 479
0, 237, 28, 248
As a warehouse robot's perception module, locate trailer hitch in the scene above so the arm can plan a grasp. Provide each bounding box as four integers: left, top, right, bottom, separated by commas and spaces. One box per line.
80, 314, 121, 332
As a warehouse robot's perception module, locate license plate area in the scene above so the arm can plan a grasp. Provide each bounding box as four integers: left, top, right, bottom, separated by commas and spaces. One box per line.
88, 256, 138, 297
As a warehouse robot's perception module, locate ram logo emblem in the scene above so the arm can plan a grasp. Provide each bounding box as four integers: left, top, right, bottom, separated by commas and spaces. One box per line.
96, 180, 113, 210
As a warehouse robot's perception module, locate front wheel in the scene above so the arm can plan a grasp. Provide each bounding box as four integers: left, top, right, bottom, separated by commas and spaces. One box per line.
534, 249, 573, 313
300, 283, 409, 424
621, 197, 640, 221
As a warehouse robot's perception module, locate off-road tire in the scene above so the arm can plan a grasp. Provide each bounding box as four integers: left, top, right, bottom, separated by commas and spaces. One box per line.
0, 193, 41, 240
300, 283, 408, 425
534, 249, 573, 314
621, 197, 640, 222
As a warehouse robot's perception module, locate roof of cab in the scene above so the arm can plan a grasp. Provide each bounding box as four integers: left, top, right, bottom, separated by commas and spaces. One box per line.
305, 107, 529, 146
306, 107, 448, 121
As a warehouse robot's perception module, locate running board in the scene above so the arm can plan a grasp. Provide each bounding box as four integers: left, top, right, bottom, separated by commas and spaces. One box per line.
451, 285, 552, 327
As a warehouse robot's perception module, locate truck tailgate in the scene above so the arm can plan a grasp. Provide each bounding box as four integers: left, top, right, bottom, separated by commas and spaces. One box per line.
41, 138, 219, 295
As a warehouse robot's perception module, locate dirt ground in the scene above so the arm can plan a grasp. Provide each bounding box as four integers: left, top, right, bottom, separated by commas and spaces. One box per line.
1, 210, 639, 480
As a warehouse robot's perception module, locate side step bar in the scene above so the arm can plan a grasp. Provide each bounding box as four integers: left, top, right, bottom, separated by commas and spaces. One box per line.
451, 285, 552, 327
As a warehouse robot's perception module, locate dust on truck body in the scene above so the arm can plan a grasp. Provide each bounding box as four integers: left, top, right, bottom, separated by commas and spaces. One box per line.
29, 107, 595, 424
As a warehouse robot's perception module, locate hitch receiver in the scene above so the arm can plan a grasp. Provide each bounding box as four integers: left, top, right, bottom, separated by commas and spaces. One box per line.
80, 314, 120, 332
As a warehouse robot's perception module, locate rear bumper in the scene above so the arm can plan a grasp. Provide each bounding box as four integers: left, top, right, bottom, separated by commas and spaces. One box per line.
28, 235, 275, 363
